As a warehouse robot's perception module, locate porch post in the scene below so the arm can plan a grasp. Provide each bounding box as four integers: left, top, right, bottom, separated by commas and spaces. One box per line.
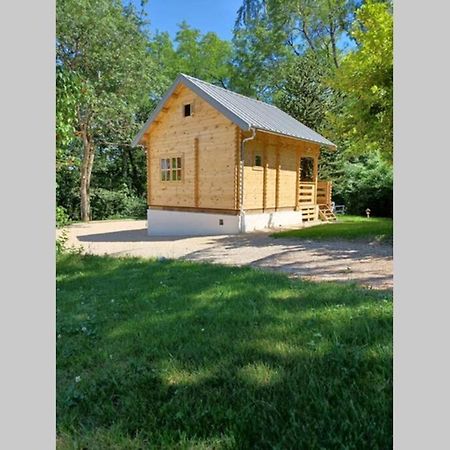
313, 154, 319, 205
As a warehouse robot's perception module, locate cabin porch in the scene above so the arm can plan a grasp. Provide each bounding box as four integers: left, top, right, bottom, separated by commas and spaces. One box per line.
298, 180, 336, 223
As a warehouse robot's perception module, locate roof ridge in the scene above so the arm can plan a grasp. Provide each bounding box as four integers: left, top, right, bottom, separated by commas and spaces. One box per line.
180, 73, 280, 110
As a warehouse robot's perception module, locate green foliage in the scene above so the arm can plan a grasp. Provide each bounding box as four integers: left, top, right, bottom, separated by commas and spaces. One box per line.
331, 152, 393, 217
56, 229, 69, 255
231, 0, 358, 98
56, 206, 71, 229
56, 68, 81, 156
57, 254, 392, 449
273, 215, 393, 242
90, 187, 147, 220
273, 52, 336, 131
329, 0, 393, 160
150, 22, 233, 88
56, 0, 165, 220
56, 0, 161, 141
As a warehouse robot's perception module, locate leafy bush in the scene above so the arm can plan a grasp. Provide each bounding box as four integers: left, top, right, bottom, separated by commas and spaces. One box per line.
90, 186, 147, 220
56, 205, 71, 228
56, 229, 69, 255
333, 153, 393, 217
321, 150, 393, 218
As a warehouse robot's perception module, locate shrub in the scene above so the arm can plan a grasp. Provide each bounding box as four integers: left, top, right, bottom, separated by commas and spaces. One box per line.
90, 187, 147, 220
321, 151, 393, 218
56, 205, 71, 228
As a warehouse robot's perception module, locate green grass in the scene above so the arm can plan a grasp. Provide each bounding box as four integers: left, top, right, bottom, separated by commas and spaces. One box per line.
272, 215, 393, 242
57, 253, 392, 449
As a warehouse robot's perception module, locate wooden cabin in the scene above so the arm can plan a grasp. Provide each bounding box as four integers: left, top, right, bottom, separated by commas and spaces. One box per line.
132, 74, 336, 236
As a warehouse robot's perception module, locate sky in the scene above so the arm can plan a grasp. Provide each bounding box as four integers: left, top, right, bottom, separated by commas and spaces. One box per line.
127, 0, 356, 51
130, 0, 244, 41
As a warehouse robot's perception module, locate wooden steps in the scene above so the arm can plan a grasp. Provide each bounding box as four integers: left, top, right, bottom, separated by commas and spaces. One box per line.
300, 205, 318, 223
319, 204, 337, 222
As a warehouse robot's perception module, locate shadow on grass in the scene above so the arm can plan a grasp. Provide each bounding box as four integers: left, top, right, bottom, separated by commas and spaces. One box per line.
57, 254, 392, 449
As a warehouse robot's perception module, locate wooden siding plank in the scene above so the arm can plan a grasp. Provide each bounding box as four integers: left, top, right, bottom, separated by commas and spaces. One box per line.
145, 136, 151, 207
235, 127, 241, 210
194, 137, 200, 207
275, 147, 280, 210
263, 145, 268, 211
295, 147, 300, 210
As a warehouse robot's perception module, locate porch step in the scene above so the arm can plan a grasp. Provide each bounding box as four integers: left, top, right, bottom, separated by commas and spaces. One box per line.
318, 205, 337, 222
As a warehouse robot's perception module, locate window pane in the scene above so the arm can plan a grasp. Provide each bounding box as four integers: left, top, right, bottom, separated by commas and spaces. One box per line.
177, 169, 181, 180
171, 170, 176, 181
255, 154, 262, 166
161, 159, 166, 170
177, 157, 182, 169
172, 158, 176, 169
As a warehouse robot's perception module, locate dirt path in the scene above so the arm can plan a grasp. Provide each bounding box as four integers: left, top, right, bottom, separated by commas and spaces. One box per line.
61, 220, 393, 290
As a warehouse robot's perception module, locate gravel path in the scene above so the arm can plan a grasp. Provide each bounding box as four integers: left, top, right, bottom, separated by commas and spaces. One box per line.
61, 220, 393, 290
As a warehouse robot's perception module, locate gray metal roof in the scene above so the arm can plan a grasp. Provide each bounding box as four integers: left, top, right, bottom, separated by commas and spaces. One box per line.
132, 73, 336, 148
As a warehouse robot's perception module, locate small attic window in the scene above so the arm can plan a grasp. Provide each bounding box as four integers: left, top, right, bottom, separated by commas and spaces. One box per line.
254, 154, 262, 167
183, 103, 192, 117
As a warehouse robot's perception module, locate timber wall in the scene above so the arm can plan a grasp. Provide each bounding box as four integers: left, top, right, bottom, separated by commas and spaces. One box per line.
144, 84, 237, 211
242, 131, 320, 211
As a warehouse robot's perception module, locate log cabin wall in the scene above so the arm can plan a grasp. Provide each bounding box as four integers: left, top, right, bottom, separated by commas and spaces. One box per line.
143, 84, 237, 212
242, 131, 320, 212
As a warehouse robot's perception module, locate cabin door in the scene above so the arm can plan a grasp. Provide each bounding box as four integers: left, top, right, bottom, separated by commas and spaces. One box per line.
298, 157, 316, 205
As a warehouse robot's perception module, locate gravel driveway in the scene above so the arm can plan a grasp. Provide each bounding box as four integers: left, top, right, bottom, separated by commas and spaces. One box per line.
61, 219, 393, 290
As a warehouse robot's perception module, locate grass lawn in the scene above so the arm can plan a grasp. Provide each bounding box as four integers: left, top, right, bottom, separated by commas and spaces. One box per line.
272, 215, 393, 242
57, 253, 392, 449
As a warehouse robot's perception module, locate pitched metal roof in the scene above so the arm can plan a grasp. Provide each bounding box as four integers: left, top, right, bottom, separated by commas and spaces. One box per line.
132, 73, 336, 148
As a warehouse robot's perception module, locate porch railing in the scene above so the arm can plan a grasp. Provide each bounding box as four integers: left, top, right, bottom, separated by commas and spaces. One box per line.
317, 180, 332, 207
298, 182, 316, 205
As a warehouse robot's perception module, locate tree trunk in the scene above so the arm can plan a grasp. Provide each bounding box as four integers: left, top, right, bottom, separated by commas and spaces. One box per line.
329, 20, 339, 68
127, 147, 140, 193
80, 126, 95, 222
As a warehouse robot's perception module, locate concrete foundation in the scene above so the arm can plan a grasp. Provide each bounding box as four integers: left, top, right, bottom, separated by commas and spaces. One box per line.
241, 210, 303, 232
147, 208, 304, 236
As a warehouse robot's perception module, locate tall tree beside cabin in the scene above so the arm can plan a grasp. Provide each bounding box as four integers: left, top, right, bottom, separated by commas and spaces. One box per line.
328, 0, 393, 161
231, 0, 358, 98
56, 0, 161, 221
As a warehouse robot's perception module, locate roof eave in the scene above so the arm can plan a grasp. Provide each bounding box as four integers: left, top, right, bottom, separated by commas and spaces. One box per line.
254, 127, 337, 150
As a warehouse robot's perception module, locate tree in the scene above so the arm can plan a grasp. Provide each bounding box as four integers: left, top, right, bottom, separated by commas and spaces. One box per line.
150, 22, 233, 89
56, 0, 161, 221
231, 0, 359, 98
329, 0, 393, 160
324, 151, 393, 217
273, 52, 336, 131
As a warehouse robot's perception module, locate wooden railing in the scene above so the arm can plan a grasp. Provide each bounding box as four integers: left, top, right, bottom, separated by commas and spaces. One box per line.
317, 180, 332, 206
299, 182, 316, 205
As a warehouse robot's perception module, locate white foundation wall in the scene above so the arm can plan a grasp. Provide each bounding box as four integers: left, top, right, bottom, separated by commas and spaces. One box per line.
242, 210, 303, 232
147, 208, 303, 236
147, 209, 241, 236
